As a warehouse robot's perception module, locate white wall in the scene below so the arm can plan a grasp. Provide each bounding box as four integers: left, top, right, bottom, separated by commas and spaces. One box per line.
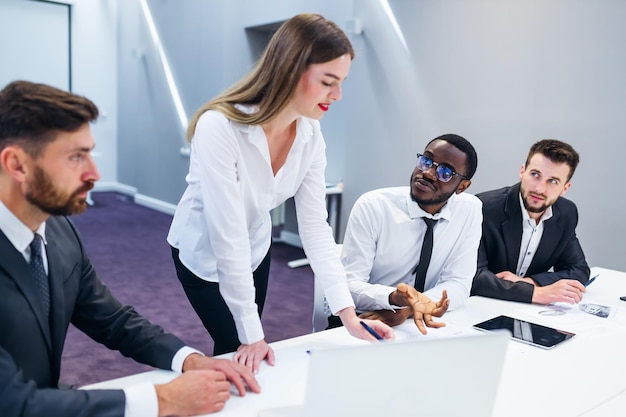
0, 0, 119, 184
72, 0, 119, 184
0, 0, 70, 90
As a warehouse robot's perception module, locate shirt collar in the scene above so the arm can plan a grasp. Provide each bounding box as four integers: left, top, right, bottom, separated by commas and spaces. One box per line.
232, 104, 313, 145
405, 191, 457, 222
518, 192, 553, 225
0, 200, 47, 253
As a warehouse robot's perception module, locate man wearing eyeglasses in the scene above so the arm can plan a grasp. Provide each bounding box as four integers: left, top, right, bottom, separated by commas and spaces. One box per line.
341, 134, 482, 333
470, 139, 590, 304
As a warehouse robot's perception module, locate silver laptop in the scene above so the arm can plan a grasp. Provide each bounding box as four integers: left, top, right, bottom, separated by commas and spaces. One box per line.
259, 331, 509, 417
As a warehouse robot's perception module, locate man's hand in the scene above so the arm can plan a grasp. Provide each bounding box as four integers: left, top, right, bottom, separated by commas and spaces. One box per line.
359, 308, 412, 327
389, 283, 449, 335
337, 307, 395, 341
182, 353, 260, 396
232, 339, 275, 375
155, 369, 231, 416
495, 271, 534, 284
532, 279, 586, 305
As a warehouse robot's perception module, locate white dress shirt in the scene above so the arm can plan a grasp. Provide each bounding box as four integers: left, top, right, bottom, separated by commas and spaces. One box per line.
0, 202, 199, 417
342, 187, 483, 311
516, 194, 552, 277
167, 106, 354, 344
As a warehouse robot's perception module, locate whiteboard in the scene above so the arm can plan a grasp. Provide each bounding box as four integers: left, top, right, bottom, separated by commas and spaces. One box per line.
0, 0, 70, 91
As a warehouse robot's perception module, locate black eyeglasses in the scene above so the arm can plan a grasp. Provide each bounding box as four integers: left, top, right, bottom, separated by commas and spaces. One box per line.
416, 153, 469, 183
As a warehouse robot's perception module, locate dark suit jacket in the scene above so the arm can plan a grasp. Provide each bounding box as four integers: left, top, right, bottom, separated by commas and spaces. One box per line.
0, 216, 186, 417
470, 183, 590, 303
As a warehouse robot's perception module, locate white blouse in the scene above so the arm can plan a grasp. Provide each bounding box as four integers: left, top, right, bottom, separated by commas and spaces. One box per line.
167, 107, 354, 344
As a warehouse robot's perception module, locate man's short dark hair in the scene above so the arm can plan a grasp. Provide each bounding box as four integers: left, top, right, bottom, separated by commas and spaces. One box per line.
525, 139, 580, 181
426, 133, 478, 179
0, 80, 98, 157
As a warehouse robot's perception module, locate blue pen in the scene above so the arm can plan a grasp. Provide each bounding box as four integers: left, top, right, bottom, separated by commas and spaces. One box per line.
360, 320, 384, 341
585, 274, 599, 287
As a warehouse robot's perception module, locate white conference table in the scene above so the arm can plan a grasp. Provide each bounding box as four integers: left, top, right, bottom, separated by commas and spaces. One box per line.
84, 266, 626, 417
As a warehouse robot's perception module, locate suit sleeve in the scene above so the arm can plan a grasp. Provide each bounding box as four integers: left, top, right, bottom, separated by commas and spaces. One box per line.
527, 201, 590, 287
0, 346, 125, 417
471, 239, 535, 303
527, 234, 590, 286
66, 218, 185, 369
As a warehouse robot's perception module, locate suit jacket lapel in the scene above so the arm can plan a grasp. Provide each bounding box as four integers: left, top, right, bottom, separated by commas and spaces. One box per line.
44, 221, 71, 382
503, 184, 524, 270
0, 230, 53, 352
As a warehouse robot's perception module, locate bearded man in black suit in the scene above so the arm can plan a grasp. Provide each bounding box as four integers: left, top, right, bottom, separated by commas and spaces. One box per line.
471, 139, 590, 304
0, 80, 259, 417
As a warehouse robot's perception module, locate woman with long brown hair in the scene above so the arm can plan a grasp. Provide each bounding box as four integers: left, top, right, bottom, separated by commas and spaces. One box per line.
168, 13, 393, 374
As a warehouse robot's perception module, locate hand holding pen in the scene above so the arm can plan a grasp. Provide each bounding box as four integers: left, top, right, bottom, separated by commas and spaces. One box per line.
585, 274, 598, 287
337, 308, 395, 341
360, 320, 384, 341
306, 320, 388, 354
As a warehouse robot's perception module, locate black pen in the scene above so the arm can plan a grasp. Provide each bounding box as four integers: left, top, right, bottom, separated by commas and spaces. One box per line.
585, 274, 599, 287
360, 320, 384, 341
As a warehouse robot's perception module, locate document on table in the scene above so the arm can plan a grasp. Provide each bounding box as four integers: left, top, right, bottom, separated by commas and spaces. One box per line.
393, 321, 482, 341
517, 302, 626, 336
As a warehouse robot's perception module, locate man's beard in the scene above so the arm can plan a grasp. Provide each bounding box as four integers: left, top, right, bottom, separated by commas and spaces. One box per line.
521, 188, 555, 214
25, 165, 94, 216
410, 187, 457, 208
522, 197, 549, 213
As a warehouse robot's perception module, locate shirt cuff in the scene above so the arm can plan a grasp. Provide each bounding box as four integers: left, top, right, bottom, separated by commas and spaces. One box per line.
234, 313, 265, 345
324, 280, 355, 314
375, 286, 396, 310
124, 382, 158, 417
171, 346, 204, 373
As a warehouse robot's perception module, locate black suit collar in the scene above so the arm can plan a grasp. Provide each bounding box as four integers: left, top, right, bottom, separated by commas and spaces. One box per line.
528, 204, 562, 274
502, 184, 524, 269
44, 220, 72, 383
0, 228, 53, 352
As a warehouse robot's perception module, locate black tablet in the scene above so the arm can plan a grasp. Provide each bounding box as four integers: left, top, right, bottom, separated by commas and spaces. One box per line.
473, 315, 575, 349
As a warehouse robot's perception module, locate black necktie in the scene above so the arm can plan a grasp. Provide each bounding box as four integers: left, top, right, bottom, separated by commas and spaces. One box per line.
30, 234, 50, 318
413, 217, 438, 292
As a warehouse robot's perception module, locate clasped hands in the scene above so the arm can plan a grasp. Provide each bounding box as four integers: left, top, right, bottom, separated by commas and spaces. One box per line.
359, 283, 449, 334
495, 270, 586, 304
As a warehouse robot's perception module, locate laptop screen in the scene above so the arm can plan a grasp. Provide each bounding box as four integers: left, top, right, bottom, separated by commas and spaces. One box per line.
260, 332, 509, 417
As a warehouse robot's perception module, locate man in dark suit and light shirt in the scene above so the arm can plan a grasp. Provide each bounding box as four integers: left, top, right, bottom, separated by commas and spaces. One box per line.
471, 139, 590, 304
0, 80, 259, 417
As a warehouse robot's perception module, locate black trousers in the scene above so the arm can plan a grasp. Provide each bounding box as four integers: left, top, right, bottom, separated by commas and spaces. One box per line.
170, 245, 272, 356
326, 314, 343, 330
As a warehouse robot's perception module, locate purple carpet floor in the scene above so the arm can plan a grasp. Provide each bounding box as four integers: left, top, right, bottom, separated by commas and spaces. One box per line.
60, 192, 315, 387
